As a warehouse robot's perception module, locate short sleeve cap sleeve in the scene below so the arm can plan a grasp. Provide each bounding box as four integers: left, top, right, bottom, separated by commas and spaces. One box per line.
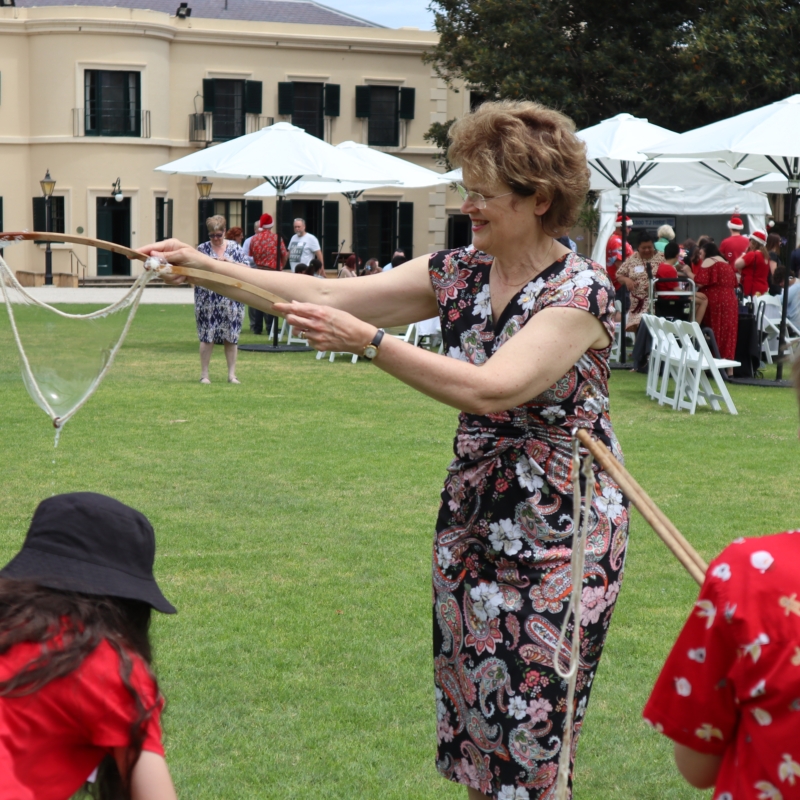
643, 560, 738, 754
74, 642, 164, 755
535, 257, 616, 341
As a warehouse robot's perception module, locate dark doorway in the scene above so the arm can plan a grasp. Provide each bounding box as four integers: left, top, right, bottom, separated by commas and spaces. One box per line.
96, 197, 131, 276
447, 214, 472, 249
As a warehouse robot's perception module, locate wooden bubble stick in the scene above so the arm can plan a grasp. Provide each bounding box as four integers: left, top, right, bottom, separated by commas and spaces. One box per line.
575, 428, 708, 585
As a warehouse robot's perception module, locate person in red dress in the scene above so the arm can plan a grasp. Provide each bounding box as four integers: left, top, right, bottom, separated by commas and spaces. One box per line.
736, 229, 770, 297
643, 517, 800, 796
680, 241, 738, 366
605, 213, 633, 289
719, 213, 750, 268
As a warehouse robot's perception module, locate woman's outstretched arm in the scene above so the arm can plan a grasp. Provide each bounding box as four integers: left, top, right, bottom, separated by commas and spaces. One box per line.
138, 239, 438, 328
276, 300, 609, 414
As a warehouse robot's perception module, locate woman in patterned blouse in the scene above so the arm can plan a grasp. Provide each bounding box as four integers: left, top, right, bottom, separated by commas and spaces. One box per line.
141, 100, 628, 800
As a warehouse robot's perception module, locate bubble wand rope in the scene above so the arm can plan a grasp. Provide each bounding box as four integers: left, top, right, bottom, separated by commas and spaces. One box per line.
575, 429, 707, 585
0, 254, 152, 428
0, 232, 288, 308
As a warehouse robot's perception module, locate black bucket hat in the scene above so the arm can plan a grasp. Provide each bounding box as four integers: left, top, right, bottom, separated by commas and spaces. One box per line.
0, 492, 176, 614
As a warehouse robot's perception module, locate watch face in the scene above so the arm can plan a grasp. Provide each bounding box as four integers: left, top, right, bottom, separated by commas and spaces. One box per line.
364, 344, 378, 359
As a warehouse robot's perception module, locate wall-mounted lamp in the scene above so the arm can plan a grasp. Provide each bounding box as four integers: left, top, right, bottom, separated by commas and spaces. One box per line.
111, 177, 123, 203
176, 3, 192, 17
197, 176, 213, 198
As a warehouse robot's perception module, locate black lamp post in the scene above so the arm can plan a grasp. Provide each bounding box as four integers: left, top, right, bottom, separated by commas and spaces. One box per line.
197, 176, 213, 245
40, 169, 56, 286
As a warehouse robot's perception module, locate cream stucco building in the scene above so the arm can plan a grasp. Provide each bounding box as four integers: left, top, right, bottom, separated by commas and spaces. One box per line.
0, 0, 470, 279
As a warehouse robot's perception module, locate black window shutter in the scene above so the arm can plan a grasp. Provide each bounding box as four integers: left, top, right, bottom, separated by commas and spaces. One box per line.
278, 82, 295, 117
353, 201, 369, 263
32, 197, 46, 232
355, 85, 371, 118
245, 80, 263, 115
324, 83, 340, 117
399, 87, 415, 120
323, 200, 339, 266
245, 199, 263, 237
203, 79, 216, 113
166, 199, 174, 239
398, 201, 414, 258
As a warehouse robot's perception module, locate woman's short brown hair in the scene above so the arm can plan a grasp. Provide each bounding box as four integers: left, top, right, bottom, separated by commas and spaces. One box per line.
448, 100, 590, 236
206, 215, 227, 233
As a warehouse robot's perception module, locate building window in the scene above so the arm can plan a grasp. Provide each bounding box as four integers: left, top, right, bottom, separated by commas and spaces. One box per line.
85, 70, 141, 137
32, 196, 66, 235
277, 82, 340, 140
353, 200, 413, 265
470, 90, 488, 111
203, 79, 263, 142
355, 86, 415, 148
155, 198, 173, 242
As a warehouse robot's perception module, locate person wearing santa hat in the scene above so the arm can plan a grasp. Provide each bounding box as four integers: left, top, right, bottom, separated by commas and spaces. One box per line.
720, 213, 750, 269
735, 229, 770, 297
248, 213, 288, 334
605, 213, 633, 289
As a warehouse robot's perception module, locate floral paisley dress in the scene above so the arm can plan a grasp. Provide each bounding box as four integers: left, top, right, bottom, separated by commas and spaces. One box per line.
430, 247, 629, 799
195, 240, 246, 344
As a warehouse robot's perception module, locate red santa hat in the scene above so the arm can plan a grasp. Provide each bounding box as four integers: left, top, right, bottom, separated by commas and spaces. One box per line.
727, 215, 744, 230
749, 229, 767, 246
615, 214, 633, 227
259, 213, 274, 228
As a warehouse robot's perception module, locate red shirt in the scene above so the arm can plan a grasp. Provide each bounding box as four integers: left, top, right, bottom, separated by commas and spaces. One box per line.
655, 261, 679, 293
0, 637, 164, 800
644, 532, 800, 800
249, 230, 287, 270
720, 234, 750, 268
740, 250, 769, 296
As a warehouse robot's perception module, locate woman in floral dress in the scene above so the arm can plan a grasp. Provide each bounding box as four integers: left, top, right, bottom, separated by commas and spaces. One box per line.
142, 100, 629, 799
195, 215, 247, 384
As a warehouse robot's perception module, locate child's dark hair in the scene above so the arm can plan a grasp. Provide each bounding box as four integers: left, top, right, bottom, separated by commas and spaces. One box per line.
0, 579, 158, 800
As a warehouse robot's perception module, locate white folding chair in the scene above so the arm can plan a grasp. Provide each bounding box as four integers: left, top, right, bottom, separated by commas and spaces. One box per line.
639, 314, 662, 400
655, 319, 685, 409
758, 296, 800, 360
328, 351, 359, 364
285, 325, 310, 346
392, 324, 416, 343
674, 320, 739, 415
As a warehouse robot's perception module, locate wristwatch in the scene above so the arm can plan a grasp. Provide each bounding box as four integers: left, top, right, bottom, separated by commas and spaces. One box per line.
362, 329, 385, 360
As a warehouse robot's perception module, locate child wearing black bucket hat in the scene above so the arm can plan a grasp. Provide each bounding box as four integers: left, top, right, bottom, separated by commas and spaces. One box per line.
0, 492, 177, 800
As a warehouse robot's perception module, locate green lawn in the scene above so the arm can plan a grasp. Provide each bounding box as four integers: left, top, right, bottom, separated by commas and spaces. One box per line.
1, 304, 798, 799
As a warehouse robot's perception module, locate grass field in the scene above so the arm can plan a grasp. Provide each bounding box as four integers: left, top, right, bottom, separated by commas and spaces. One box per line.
1, 304, 798, 799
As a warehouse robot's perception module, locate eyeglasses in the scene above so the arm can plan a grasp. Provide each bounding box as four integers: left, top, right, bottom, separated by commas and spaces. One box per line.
209, 232, 224, 239
456, 184, 514, 210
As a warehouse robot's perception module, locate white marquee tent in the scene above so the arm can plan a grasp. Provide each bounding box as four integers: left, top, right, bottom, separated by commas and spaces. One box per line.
591, 183, 771, 264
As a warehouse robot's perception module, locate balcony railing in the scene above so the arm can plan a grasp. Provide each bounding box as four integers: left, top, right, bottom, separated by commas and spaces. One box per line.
189, 112, 274, 143
73, 108, 151, 138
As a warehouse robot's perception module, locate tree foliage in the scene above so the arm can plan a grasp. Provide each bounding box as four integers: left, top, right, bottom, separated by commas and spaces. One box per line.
425, 0, 800, 132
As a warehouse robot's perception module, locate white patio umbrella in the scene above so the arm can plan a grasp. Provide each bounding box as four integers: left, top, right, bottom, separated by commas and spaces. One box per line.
577, 113, 755, 365
243, 140, 449, 261
156, 123, 401, 349
155, 122, 397, 188
644, 95, 800, 381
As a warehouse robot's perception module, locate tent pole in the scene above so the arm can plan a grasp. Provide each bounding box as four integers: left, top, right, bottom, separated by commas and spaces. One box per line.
619, 186, 630, 364
777, 174, 799, 381
273, 180, 285, 348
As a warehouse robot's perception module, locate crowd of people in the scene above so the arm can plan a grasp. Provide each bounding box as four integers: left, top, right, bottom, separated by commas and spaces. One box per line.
604, 211, 789, 373
192, 212, 410, 380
